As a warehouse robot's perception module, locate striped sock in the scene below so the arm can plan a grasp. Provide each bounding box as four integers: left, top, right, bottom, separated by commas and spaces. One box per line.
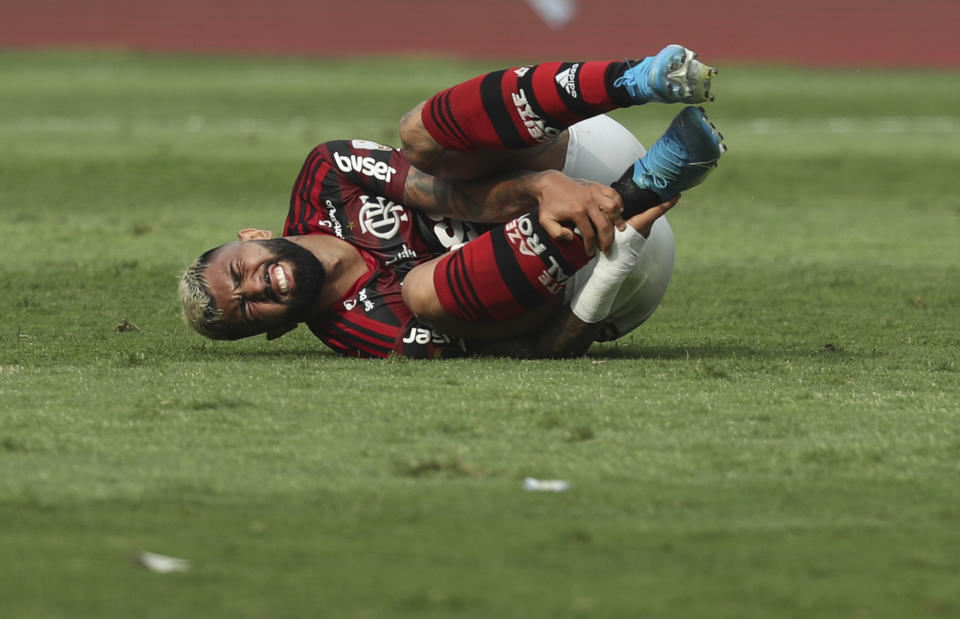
421, 61, 635, 150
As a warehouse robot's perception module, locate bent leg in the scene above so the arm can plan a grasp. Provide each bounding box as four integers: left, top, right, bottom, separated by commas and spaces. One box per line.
400, 45, 719, 179
563, 217, 675, 341
400, 101, 569, 180
402, 256, 565, 340
404, 115, 676, 337
562, 114, 675, 339
400, 59, 635, 178
562, 114, 646, 184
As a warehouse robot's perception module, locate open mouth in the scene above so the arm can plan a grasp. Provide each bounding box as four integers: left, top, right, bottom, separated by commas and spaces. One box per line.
267, 263, 290, 297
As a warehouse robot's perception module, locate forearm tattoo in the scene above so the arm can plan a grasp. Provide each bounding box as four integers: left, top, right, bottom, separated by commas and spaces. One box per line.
404, 168, 540, 223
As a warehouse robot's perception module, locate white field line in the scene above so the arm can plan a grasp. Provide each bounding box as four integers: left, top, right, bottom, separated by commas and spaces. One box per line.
2, 116, 959, 135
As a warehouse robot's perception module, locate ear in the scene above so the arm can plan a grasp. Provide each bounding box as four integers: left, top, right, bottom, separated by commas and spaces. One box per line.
238, 228, 274, 241
265, 323, 297, 341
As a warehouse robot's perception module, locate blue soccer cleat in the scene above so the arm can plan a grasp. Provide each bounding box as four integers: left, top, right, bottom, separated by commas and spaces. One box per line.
629, 106, 726, 200
614, 44, 718, 104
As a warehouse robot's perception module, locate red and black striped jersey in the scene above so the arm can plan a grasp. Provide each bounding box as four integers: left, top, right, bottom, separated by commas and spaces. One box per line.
283, 139, 481, 359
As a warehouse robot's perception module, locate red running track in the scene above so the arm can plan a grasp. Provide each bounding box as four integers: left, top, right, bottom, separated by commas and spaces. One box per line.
3, 0, 959, 67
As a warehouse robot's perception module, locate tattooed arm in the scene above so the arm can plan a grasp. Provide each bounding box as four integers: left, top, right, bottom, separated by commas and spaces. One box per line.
402, 166, 622, 255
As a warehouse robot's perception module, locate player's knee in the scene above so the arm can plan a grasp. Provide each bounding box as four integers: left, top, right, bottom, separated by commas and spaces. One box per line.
399, 102, 443, 173
401, 263, 446, 322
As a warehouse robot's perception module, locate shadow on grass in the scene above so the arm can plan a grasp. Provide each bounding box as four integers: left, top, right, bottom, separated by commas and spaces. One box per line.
589, 342, 881, 361
183, 344, 337, 362
181, 340, 880, 363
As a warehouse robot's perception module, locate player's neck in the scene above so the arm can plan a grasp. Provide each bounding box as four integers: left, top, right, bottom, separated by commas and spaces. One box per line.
287, 234, 369, 316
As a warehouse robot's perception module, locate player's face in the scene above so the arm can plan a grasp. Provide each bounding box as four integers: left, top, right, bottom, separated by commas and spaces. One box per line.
204, 238, 325, 338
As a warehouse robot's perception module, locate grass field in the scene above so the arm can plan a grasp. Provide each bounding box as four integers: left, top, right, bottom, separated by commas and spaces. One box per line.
2, 50, 959, 617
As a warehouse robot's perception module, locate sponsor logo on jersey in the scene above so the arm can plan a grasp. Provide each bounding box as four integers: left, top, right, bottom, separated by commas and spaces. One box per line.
317, 199, 344, 238
513, 66, 531, 78
344, 288, 375, 312
512, 88, 560, 143
402, 326, 452, 345
357, 288, 374, 312
333, 152, 397, 182
350, 139, 393, 152
555, 63, 580, 99
429, 216, 479, 252
385, 243, 418, 266
358, 195, 408, 239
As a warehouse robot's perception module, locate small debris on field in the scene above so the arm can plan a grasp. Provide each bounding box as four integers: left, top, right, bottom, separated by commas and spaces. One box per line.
523, 477, 570, 492
136, 551, 191, 573
116, 318, 141, 333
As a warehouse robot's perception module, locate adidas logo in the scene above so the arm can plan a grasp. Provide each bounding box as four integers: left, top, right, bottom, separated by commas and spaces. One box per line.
555, 63, 580, 99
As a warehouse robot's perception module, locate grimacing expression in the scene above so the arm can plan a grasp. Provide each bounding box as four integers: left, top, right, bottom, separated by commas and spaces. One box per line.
205, 238, 325, 337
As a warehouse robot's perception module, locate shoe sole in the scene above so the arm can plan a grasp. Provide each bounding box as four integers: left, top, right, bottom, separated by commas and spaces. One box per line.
666, 48, 719, 103
678, 106, 727, 166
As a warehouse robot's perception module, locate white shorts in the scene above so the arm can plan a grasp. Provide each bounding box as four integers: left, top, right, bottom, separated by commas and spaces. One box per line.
560, 115, 676, 340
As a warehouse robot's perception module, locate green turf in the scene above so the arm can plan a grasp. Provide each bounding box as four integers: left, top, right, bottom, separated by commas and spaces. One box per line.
1, 49, 959, 618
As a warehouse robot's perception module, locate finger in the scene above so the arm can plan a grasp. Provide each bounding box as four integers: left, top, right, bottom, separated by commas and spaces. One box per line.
587, 206, 614, 254
625, 205, 666, 238
624, 194, 682, 234
577, 217, 596, 256
601, 189, 624, 218
660, 194, 681, 212
541, 218, 580, 252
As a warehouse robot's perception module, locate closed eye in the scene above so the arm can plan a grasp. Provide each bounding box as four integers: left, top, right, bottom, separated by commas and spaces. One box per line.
230, 264, 250, 321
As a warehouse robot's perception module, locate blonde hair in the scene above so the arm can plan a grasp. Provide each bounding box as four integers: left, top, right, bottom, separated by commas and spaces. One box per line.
179, 247, 233, 340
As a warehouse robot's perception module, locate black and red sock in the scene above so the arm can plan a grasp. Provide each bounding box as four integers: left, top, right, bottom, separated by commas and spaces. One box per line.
422, 61, 635, 151
433, 213, 591, 322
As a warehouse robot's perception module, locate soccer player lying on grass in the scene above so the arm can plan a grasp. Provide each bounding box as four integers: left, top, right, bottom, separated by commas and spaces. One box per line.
179, 44, 726, 358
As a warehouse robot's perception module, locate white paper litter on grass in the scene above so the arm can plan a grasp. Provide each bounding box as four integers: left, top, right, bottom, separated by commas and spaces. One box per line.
137, 551, 191, 573
523, 477, 570, 492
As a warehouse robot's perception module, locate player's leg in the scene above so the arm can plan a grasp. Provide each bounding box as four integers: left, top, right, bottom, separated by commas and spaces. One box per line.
400, 45, 718, 179
613, 106, 726, 218
563, 217, 676, 341
562, 113, 646, 184
403, 107, 725, 335
402, 206, 660, 337
560, 113, 674, 339
559, 107, 725, 339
